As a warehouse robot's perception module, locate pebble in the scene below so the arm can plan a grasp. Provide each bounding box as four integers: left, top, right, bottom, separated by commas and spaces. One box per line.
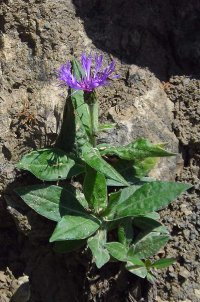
10, 276, 30, 302
183, 229, 190, 239
194, 289, 200, 299
179, 267, 190, 279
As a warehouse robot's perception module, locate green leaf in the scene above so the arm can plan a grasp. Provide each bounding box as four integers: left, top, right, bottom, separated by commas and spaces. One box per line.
105, 242, 128, 262
133, 217, 169, 234
106, 176, 153, 187
126, 262, 148, 278
133, 157, 158, 177
74, 111, 91, 155
98, 123, 116, 132
87, 229, 110, 268
146, 272, 157, 284
55, 59, 90, 153
16, 148, 84, 181
106, 179, 128, 187
83, 166, 107, 213
15, 185, 88, 222
63, 183, 88, 209
114, 248, 146, 277
152, 258, 176, 269
55, 96, 76, 153
141, 212, 160, 220
72, 92, 92, 138
72, 60, 99, 143
112, 158, 158, 180
106, 219, 124, 232
71, 80, 92, 138
54, 240, 85, 253
104, 181, 192, 220
128, 232, 170, 259
50, 214, 101, 241
55, 94, 88, 155
145, 259, 152, 269
103, 184, 143, 220
118, 218, 133, 247
57, 59, 90, 154
127, 257, 145, 266
82, 144, 129, 186
55, 96, 89, 156
72, 58, 85, 80
98, 138, 175, 160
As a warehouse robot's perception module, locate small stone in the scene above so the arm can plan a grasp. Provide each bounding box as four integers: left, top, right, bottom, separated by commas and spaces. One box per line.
179, 267, 190, 279
90, 284, 97, 295
194, 289, 200, 299
183, 229, 190, 239
0, 293, 10, 302
44, 22, 51, 30
10, 275, 30, 302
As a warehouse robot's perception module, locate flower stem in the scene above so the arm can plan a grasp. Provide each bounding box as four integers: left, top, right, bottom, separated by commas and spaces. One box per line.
89, 102, 98, 147
85, 91, 98, 147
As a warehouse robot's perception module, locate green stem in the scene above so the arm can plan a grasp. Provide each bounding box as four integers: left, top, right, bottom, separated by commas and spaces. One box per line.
85, 91, 98, 147
89, 102, 98, 147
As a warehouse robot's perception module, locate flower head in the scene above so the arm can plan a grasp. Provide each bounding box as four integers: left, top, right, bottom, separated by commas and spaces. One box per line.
58, 54, 118, 92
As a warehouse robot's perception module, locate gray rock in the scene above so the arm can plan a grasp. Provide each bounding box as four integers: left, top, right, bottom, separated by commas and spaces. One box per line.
99, 66, 181, 181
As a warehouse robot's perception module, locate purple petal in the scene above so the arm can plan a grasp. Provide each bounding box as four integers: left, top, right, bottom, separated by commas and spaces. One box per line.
94, 54, 103, 77
57, 53, 118, 92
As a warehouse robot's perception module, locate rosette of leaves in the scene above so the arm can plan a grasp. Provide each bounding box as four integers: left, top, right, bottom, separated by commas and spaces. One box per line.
14, 59, 192, 281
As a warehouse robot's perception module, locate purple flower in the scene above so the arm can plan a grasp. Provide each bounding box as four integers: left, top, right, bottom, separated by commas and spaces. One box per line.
58, 54, 118, 92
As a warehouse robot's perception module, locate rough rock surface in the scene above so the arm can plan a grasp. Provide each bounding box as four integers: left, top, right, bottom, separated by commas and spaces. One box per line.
98, 66, 180, 181
0, 0, 200, 301
156, 77, 200, 302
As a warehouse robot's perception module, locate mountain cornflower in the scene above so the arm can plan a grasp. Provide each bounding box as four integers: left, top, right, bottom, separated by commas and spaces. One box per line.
58, 54, 118, 92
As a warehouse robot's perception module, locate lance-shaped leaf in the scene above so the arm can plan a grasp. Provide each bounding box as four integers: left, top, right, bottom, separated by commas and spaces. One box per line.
98, 123, 116, 132
125, 261, 147, 278
128, 232, 170, 259
73, 94, 92, 139
133, 217, 169, 234
72, 58, 85, 79
50, 214, 101, 241
103, 184, 143, 219
118, 218, 133, 247
55, 60, 90, 153
55, 95, 76, 153
73, 110, 90, 156
82, 144, 129, 186
105, 242, 145, 265
141, 212, 160, 220
83, 166, 107, 213
84, 92, 98, 135
71, 60, 92, 137
105, 242, 128, 262
72, 60, 99, 145
132, 157, 158, 177
110, 157, 158, 180
62, 183, 88, 209
16, 148, 84, 181
87, 229, 110, 268
152, 258, 176, 269
98, 138, 175, 160
15, 185, 88, 222
106, 175, 152, 187
146, 272, 157, 284
104, 181, 192, 220
106, 179, 128, 187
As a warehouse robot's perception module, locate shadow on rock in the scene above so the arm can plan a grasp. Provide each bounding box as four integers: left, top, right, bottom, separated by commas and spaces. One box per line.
73, 0, 200, 80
